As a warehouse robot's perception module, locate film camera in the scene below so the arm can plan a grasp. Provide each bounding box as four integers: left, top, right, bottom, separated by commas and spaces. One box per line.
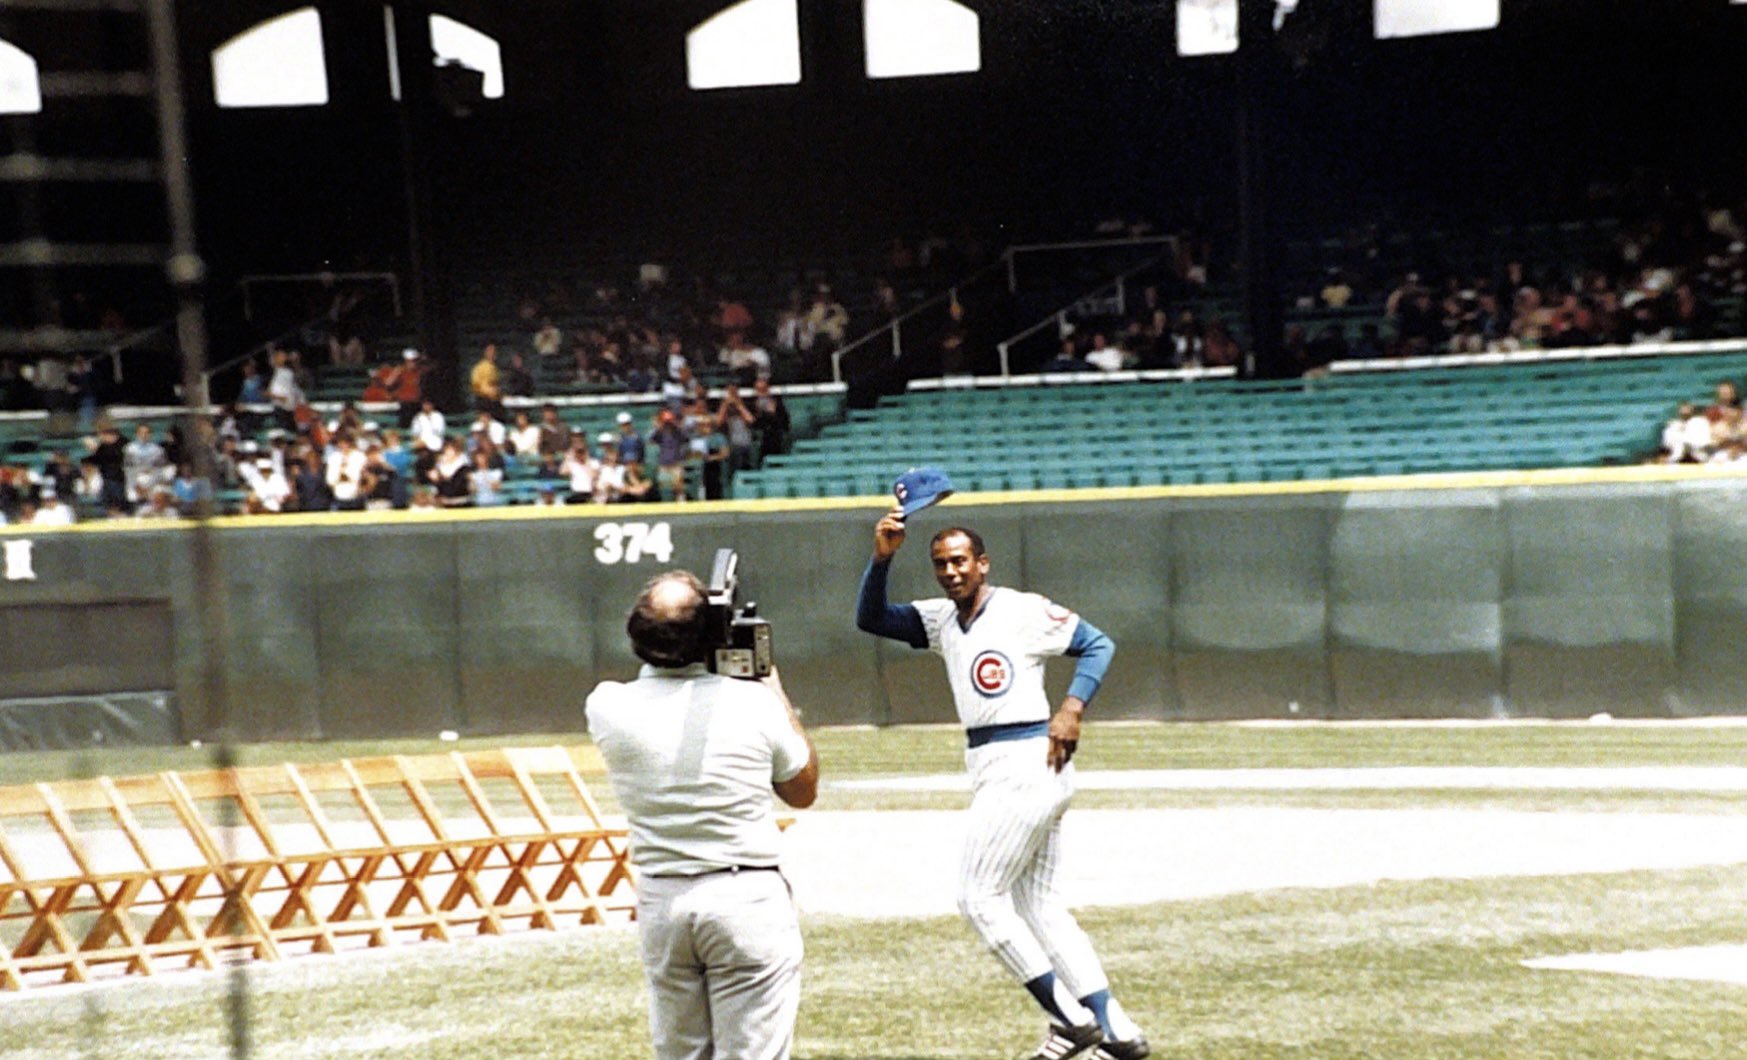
704, 549, 773, 679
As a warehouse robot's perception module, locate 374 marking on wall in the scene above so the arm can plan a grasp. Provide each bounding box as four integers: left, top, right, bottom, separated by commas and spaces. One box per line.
593, 522, 674, 565
3, 539, 36, 582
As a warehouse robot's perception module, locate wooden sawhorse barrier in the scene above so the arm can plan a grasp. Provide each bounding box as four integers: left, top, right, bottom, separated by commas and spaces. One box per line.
0, 745, 634, 991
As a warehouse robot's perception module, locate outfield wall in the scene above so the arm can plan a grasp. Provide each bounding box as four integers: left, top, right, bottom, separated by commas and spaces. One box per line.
3, 468, 1746, 745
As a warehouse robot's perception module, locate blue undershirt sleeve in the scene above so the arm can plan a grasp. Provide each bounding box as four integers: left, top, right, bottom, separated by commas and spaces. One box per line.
855, 559, 929, 649
1064, 618, 1114, 705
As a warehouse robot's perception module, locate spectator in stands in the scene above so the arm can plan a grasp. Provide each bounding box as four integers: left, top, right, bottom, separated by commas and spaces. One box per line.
593, 433, 626, 503
386, 349, 426, 428
377, 430, 412, 508
237, 358, 266, 407
124, 424, 168, 506
42, 450, 77, 501
664, 336, 690, 382
562, 436, 598, 505
1171, 311, 1205, 368
537, 404, 573, 458
750, 377, 789, 464
68, 355, 102, 428
469, 448, 506, 507
289, 350, 316, 402
1705, 381, 1740, 423
135, 485, 179, 520
613, 410, 646, 474
802, 285, 849, 358
507, 411, 541, 461
1319, 269, 1354, 309
295, 449, 332, 512
619, 456, 656, 503
0, 462, 25, 521
690, 400, 730, 500
470, 411, 507, 452
719, 334, 772, 385
32, 487, 75, 526
411, 399, 446, 454
664, 363, 704, 409
503, 352, 536, 399
428, 439, 472, 508
325, 432, 369, 512
1204, 318, 1241, 367
1041, 336, 1093, 374
73, 457, 105, 512
170, 464, 213, 516
714, 296, 754, 344
717, 385, 757, 485
1084, 333, 1130, 372
87, 423, 127, 513
773, 289, 806, 356
533, 318, 563, 360
328, 402, 367, 439
470, 344, 505, 418
650, 408, 690, 502
267, 349, 302, 431
1662, 403, 1713, 463
1672, 283, 1712, 341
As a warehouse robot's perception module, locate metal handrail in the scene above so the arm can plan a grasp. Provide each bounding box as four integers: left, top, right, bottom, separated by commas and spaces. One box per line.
828, 235, 1181, 384
238, 270, 401, 320
829, 255, 1010, 383
994, 251, 1174, 377
1003, 234, 1177, 293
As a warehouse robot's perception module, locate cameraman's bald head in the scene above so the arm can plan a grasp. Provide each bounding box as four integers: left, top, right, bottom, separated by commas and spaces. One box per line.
628, 570, 710, 668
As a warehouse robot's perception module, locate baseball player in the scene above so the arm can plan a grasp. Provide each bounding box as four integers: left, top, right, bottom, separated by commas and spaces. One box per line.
855, 508, 1149, 1060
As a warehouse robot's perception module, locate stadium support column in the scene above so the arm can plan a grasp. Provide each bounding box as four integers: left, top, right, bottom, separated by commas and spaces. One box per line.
1236, 0, 1286, 379
391, 1, 460, 409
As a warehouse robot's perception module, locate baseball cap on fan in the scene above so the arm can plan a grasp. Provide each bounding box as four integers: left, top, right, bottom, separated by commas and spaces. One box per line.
893, 466, 954, 519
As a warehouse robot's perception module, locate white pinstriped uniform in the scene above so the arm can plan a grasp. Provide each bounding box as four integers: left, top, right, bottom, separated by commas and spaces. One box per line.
912, 588, 1111, 999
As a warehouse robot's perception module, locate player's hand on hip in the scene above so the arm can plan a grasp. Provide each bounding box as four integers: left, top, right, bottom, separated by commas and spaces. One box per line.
1047, 700, 1084, 773
873, 506, 907, 561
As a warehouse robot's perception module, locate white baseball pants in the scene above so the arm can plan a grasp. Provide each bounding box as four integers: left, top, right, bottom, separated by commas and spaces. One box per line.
956, 737, 1110, 997
636, 868, 803, 1060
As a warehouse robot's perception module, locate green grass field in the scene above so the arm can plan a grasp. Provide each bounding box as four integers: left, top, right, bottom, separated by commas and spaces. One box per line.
4, 721, 1746, 1058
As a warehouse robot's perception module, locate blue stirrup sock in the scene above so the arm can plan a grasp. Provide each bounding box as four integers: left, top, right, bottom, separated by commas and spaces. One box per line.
1023, 972, 1092, 1027
1079, 989, 1143, 1041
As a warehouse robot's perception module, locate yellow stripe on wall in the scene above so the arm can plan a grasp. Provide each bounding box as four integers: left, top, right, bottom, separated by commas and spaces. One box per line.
5, 462, 1746, 536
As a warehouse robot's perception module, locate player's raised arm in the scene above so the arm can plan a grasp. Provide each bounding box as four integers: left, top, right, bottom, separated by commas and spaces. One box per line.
856, 507, 929, 647
872, 506, 907, 561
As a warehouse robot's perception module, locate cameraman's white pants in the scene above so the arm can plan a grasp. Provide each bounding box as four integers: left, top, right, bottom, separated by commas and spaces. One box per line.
957, 737, 1109, 998
637, 867, 803, 1060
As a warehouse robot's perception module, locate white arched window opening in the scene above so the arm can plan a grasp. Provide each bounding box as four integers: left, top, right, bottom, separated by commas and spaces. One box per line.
0, 39, 41, 115
212, 7, 329, 108
1375, 0, 1500, 39
686, 0, 802, 91
430, 15, 503, 98
1176, 0, 1238, 56
864, 0, 980, 79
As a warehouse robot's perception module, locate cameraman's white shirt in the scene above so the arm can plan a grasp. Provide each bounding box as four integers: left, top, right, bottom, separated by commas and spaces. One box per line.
586, 663, 810, 877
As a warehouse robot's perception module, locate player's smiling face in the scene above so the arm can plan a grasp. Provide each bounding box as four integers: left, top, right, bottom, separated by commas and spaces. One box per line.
930, 532, 989, 603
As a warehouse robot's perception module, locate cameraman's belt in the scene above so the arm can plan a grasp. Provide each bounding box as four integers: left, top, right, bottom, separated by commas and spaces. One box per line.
654, 864, 781, 879
965, 719, 1050, 748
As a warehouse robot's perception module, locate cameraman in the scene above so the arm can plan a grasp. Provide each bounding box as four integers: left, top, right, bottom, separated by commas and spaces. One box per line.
586, 570, 819, 1060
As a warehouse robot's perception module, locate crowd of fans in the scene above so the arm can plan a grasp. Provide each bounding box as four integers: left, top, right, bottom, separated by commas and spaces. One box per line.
1287, 187, 1746, 365
1658, 379, 1747, 466
0, 369, 792, 523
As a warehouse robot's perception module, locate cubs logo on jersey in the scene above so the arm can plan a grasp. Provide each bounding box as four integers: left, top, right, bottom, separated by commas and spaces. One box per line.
970, 649, 1014, 697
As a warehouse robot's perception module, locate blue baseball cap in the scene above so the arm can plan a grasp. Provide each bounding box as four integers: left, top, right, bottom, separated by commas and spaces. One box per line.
893, 466, 954, 518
